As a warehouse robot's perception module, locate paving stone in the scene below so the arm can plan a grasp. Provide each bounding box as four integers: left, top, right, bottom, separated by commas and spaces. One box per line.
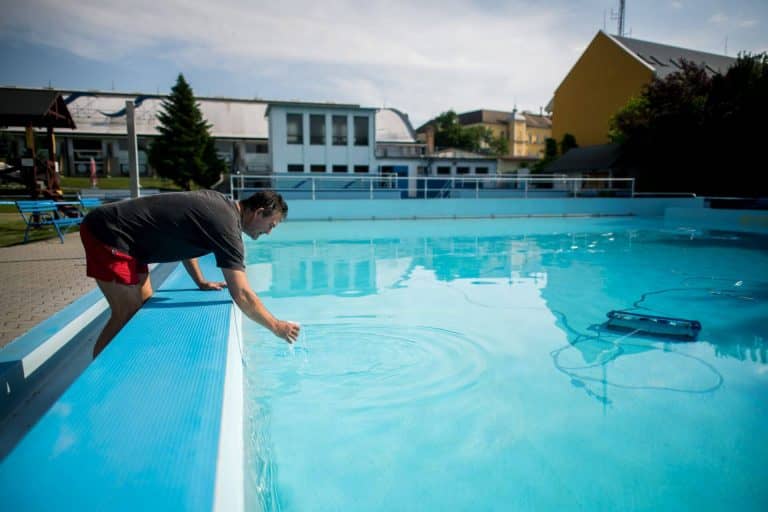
0, 232, 97, 348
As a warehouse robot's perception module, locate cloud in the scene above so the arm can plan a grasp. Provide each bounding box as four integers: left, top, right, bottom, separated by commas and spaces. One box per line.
2, 1, 563, 72
0, 0, 587, 124
738, 19, 759, 28
709, 13, 728, 24
7, 1, 765, 126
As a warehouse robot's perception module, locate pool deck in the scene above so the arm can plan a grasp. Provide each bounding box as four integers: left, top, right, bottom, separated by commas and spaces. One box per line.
0, 228, 245, 509
0, 232, 95, 349
0, 255, 243, 511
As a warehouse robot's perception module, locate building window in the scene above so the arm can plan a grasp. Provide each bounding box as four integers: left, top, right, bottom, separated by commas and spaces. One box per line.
246, 142, 268, 154
379, 169, 396, 188
287, 114, 303, 144
353, 165, 369, 173
332, 115, 347, 145
475, 167, 489, 174
436, 166, 451, 175
214, 141, 233, 166
287, 164, 304, 173
332, 165, 348, 173
310, 114, 325, 145
456, 166, 470, 175
354, 116, 369, 146
417, 166, 427, 176
310, 164, 326, 173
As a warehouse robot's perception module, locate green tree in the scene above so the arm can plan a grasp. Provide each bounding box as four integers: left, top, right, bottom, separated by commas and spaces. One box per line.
148, 74, 224, 190
432, 110, 465, 149
559, 133, 578, 154
544, 137, 558, 158
532, 137, 560, 172
485, 131, 509, 156
706, 52, 768, 195
607, 57, 752, 194
430, 110, 508, 156
608, 96, 649, 144
531, 133, 579, 173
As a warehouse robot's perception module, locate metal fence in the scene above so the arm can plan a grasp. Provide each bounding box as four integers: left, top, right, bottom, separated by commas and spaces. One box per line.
229, 174, 636, 201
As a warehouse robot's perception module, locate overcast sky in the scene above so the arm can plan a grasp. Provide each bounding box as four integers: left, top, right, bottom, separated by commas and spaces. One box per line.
1, 0, 766, 126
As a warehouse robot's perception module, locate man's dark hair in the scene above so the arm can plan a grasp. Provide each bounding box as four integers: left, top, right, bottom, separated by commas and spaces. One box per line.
240, 190, 288, 218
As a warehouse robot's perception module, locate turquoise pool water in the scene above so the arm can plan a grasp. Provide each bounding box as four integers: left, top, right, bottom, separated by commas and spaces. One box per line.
242, 218, 768, 511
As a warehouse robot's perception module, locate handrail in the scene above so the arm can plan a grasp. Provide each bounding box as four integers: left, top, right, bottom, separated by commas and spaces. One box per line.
229, 173, 639, 200
440, 179, 453, 198
633, 192, 697, 197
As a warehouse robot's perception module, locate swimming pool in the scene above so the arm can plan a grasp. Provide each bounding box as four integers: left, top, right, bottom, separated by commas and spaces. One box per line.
243, 217, 767, 510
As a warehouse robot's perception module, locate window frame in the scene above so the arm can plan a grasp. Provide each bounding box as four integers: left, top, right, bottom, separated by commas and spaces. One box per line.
353, 116, 369, 146
332, 115, 348, 146
310, 114, 326, 145
286, 113, 303, 145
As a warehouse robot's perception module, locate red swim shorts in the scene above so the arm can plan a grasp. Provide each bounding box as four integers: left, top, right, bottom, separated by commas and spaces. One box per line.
80, 223, 148, 285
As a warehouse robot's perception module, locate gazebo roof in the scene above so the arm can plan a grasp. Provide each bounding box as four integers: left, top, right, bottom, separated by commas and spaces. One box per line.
544, 143, 623, 173
0, 88, 76, 129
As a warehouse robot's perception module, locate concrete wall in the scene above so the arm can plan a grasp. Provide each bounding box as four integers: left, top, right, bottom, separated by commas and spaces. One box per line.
286, 197, 706, 220
665, 207, 768, 234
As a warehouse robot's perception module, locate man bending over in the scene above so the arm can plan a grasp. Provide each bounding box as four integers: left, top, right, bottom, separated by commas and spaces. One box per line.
80, 189, 299, 358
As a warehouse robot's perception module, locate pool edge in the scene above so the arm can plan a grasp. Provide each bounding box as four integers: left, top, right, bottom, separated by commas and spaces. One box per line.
214, 307, 245, 512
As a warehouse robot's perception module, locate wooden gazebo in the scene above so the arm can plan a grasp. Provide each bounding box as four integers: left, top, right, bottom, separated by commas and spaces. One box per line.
0, 88, 76, 195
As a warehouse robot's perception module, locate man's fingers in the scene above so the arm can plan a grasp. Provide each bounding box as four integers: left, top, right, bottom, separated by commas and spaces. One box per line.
284, 321, 300, 343
200, 281, 227, 290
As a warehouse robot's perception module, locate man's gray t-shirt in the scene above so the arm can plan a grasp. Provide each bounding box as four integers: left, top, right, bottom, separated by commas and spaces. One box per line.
83, 190, 244, 269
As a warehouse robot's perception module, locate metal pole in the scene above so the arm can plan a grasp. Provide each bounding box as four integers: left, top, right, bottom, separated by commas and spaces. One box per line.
125, 101, 140, 199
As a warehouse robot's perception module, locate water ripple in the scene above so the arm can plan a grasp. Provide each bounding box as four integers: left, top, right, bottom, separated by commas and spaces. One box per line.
254, 323, 489, 410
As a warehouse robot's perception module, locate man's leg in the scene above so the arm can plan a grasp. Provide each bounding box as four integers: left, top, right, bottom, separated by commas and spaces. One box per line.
92, 272, 153, 358
141, 273, 153, 303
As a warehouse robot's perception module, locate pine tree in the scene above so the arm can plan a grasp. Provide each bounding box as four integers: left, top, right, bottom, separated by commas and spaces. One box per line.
148, 74, 223, 190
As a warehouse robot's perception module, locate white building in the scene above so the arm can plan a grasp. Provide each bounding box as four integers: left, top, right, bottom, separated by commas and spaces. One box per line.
266, 102, 377, 175
1, 87, 498, 198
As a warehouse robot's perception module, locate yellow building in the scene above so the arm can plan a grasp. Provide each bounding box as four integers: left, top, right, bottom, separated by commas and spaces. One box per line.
551, 30, 735, 147
415, 109, 551, 173
523, 113, 551, 159
456, 109, 552, 160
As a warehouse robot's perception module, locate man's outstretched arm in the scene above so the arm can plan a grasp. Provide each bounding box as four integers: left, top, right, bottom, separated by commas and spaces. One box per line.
222, 267, 300, 343
183, 258, 227, 290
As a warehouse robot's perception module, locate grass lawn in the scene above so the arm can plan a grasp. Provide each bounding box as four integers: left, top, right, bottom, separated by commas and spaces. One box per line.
60, 176, 182, 193
0, 212, 66, 246
0, 176, 184, 246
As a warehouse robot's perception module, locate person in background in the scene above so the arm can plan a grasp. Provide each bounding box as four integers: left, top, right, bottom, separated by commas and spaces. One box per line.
80, 189, 299, 357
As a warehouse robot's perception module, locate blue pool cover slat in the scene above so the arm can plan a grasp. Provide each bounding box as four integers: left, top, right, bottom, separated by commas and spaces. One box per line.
0, 255, 235, 511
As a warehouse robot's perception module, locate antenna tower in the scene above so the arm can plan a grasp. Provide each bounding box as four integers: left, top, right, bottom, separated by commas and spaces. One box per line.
610, 0, 626, 37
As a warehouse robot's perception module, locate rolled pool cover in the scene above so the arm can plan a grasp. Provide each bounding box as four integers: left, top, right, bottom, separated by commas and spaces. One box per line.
605, 310, 702, 340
